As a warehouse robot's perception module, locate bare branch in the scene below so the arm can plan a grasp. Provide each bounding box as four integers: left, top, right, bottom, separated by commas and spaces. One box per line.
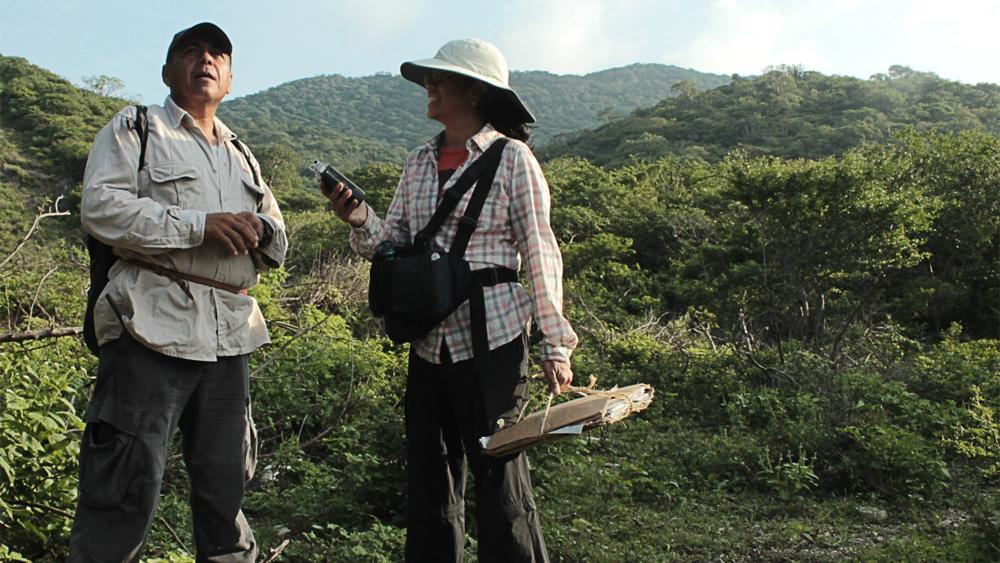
158, 515, 193, 555
250, 311, 338, 378
736, 310, 798, 387
28, 266, 60, 324
296, 338, 361, 452
9, 499, 74, 519
298, 358, 356, 450
0, 326, 83, 344
264, 539, 291, 563
0, 196, 71, 272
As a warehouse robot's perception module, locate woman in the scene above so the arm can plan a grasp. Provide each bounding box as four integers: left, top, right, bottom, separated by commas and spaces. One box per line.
323, 38, 577, 562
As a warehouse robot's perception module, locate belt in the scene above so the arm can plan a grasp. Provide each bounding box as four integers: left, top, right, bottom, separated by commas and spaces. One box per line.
123, 258, 246, 298
469, 267, 518, 376
476, 267, 518, 286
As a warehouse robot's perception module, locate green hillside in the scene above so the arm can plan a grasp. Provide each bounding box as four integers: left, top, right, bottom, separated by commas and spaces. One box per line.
540, 65, 1000, 166
2, 54, 999, 562
0, 55, 124, 249
217, 63, 730, 164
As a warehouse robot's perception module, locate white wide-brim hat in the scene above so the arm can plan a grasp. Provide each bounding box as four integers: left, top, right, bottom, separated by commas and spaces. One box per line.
401, 38, 535, 123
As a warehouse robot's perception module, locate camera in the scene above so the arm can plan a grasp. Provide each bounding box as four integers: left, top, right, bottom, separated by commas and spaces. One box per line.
309, 160, 366, 206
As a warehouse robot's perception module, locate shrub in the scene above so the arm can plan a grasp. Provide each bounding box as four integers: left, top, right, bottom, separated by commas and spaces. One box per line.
0, 338, 92, 559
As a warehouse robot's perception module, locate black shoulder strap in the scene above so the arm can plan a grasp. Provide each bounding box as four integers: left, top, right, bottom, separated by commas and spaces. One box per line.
412, 138, 509, 250
449, 139, 508, 257
134, 105, 149, 171
231, 138, 262, 187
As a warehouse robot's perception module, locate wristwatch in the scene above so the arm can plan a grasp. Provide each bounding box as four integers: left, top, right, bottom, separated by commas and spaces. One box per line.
258, 216, 274, 247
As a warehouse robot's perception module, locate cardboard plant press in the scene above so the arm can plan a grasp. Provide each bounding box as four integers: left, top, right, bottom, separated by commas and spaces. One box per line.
481, 383, 654, 457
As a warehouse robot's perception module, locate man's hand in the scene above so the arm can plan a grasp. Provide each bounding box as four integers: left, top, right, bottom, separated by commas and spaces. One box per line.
204, 212, 261, 256
320, 179, 367, 227
235, 211, 264, 239
542, 359, 573, 395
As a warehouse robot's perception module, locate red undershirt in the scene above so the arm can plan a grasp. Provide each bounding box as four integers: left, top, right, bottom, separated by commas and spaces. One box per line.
438, 146, 468, 185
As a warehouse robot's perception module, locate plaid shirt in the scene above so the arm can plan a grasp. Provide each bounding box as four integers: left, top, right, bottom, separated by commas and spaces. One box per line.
350, 125, 577, 365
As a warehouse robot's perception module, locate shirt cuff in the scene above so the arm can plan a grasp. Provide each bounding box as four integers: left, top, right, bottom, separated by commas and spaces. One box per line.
179, 209, 206, 246
256, 213, 276, 247
253, 214, 282, 268
540, 344, 572, 363
351, 203, 377, 232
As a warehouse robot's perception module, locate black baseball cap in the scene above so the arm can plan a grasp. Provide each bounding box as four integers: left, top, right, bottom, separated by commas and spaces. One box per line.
165, 22, 232, 63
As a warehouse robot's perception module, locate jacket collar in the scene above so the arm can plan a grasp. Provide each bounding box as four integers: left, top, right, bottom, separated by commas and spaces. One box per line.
163, 96, 237, 142
427, 123, 503, 157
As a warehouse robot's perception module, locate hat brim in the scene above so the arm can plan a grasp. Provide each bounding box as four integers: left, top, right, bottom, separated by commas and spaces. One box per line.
401, 59, 535, 123
168, 22, 232, 62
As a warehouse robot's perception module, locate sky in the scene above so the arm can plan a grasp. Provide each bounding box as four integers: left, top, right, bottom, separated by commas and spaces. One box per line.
1, 0, 998, 104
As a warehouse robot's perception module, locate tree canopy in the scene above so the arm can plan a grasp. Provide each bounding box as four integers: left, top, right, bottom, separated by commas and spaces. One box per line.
540, 65, 1000, 167
1, 53, 999, 562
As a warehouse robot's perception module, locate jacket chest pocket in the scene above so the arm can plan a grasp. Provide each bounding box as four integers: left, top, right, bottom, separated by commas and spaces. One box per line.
473, 183, 510, 232
140, 162, 200, 208
241, 173, 264, 212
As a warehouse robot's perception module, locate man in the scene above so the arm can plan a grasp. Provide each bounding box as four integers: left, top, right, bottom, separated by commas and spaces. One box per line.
70, 22, 286, 562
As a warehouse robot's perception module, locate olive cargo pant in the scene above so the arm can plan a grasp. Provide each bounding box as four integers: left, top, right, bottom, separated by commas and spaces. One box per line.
68, 331, 257, 563
404, 334, 548, 563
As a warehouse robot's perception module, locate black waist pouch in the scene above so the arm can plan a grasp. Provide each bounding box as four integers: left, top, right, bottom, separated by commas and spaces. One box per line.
369, 243, 472, 344
367, 138, 510, 345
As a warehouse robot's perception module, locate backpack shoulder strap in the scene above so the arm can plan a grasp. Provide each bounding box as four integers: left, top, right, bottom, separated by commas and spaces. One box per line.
413, 138, 509, 248
134, 105, 148, 171
231, 138, 262, 187
231, 138, 263, 212
448, 138, 509, 257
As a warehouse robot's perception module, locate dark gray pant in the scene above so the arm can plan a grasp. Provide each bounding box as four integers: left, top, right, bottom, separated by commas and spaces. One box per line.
404, 334, 548, 563
68, 331, 257, 563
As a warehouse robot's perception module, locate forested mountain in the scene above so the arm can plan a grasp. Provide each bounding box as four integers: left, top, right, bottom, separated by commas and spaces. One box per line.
217, 63, 729, 165
2, 53, 1000, 561
0, 55, 122, 248
540, 65, 1000, 166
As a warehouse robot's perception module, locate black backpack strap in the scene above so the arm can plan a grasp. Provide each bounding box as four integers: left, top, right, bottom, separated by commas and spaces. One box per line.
449, 138, 508, 257
469, 266, 518, 376
231, 138, 262, 187
134, 105, 148, 170
434, 138, 511, 376
84, 105, 148, 356
413, 138, 509, 249
231, 138, 264, 212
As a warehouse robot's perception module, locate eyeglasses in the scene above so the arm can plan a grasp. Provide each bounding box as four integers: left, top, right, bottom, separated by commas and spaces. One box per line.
424, 71, 458, 87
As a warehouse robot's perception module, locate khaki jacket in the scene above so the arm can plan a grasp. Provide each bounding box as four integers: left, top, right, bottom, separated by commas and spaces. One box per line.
82, 97, 287, 361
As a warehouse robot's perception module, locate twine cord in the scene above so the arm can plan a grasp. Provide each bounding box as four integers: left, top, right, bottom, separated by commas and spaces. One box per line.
531, 374, 639, 430
540, 393, 555, 433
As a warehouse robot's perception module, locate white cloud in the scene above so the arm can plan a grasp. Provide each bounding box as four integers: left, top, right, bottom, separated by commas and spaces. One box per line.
498, 0, 637, 74
887, 0, 1000, 83
337, 0, 428, 39
668, 0, 863, 76
668, 0, 1000, 82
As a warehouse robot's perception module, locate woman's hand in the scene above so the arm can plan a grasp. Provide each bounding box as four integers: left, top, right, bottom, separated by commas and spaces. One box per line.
321, 179, 368, 227
542, 359, 573, 395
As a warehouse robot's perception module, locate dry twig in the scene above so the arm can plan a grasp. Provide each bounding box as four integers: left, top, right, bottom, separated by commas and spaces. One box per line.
250, 311, 338, 378
0, 326, 83, 344
264, 539, 291, 563
158, 515, 192, 555
0, 196, 70, 272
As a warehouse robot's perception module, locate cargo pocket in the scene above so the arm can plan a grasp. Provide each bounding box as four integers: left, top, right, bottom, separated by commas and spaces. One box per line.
79, 332, 144, 509
480, 334, 530, 436
142, 162, 199, 207
78, 420, 141, 509
243, 399, 258, 482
